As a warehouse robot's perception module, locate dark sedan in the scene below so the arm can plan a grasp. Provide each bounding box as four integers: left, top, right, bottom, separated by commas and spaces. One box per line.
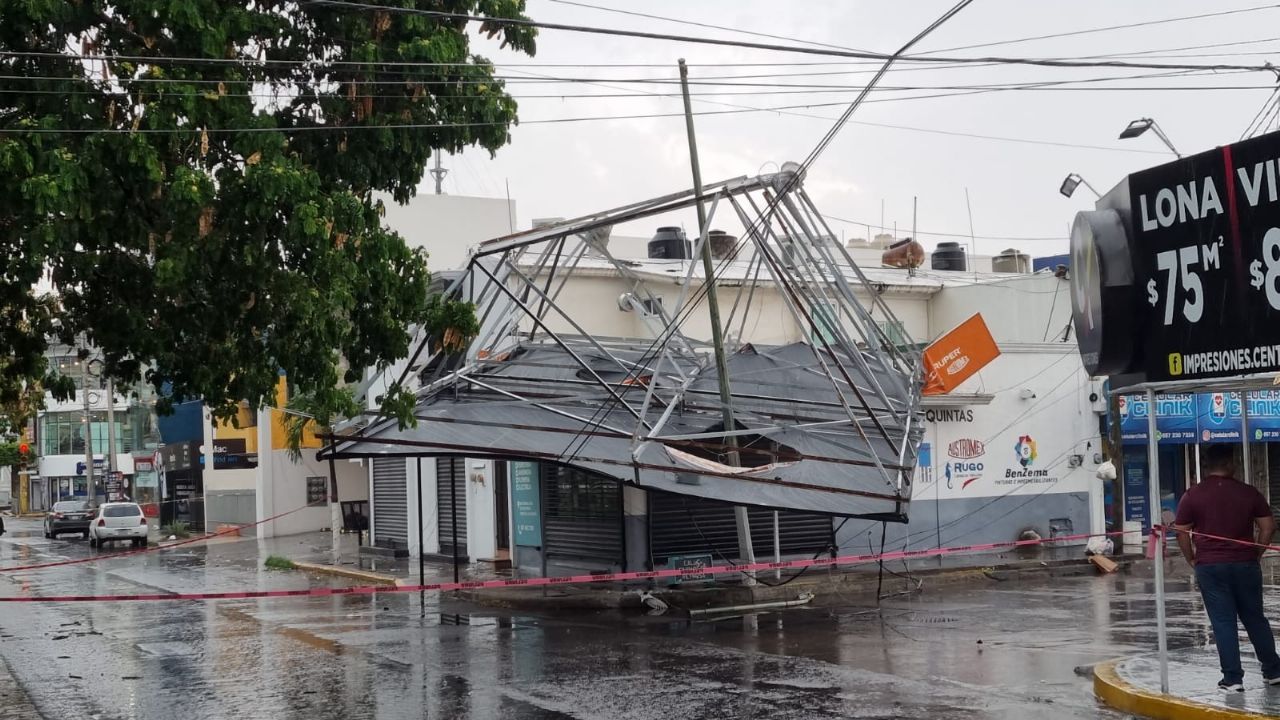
44, 500, 93, 539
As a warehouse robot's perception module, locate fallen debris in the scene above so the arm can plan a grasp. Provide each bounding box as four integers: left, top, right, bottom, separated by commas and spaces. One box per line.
1089, 555, 1119, 574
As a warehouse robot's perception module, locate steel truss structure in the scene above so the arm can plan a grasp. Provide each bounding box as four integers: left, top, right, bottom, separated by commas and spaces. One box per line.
324, 167, 925, 519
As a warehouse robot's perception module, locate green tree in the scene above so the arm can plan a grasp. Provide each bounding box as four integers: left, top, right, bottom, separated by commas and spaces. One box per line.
0, 1, 535, 433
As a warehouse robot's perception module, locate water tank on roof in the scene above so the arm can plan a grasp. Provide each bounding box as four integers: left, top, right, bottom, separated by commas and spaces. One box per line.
708, 229, 737, 261
882, 237, 925, 269
992, 247, 1031, 273
930, 241, 967, 272
648, 226, 691, 259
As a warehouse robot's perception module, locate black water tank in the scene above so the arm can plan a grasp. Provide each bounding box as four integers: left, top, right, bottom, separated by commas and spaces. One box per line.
931, 241, 967, 272
648, 226, 691, 259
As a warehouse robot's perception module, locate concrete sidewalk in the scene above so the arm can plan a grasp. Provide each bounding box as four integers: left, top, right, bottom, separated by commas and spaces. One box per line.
1095, 650, 1280, 719
270, 530, 508, 588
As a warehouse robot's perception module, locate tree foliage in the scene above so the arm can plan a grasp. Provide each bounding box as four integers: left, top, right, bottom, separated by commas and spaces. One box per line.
0, 0, 535, 433
0, 440, 33, 468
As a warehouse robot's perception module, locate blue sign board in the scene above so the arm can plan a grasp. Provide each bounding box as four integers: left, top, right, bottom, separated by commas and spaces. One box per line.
1117, 390, 1280, 444
1125, 462, 1149, 531
510, 462, 542, 547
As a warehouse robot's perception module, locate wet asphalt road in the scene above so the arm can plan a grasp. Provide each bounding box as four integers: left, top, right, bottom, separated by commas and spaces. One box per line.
1, 517, 1272, 720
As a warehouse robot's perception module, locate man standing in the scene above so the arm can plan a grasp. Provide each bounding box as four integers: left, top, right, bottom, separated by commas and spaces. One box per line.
1174, 443, 1280, 692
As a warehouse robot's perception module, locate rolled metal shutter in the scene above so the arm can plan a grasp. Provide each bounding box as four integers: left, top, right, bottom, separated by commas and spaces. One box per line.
542, 464, 622, 565
649, 492, 833, 565
437, 457, 468, 556
371, 458, 408, 549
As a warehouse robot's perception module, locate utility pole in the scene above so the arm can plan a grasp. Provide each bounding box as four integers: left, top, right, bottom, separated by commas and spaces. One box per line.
81, 359, 94, 506
105, 375, 117, 499
429, 154, 448, 195
678, 59, 756, 582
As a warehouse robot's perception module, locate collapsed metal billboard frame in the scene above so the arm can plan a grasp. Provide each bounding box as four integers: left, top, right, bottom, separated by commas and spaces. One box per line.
324, 167, 925, 519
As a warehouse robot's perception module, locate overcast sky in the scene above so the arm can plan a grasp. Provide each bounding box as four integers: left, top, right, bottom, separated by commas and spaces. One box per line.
432, 0, 1280, 258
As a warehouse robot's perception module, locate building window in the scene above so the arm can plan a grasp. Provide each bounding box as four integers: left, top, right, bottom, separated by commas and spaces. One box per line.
39, 409, 144, 456
49, 356, 85, 389
306, 476, 328, 505
876, 320, 908, 347
810, 301, 839, 344
640, 296, 664, 316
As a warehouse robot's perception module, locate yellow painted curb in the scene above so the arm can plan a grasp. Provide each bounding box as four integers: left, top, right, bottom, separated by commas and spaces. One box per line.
1094, 659, 1274, 720
290, 561, 400, 586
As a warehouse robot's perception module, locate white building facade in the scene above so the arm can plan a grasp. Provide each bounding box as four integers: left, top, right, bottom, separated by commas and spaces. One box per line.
356, 217, 1104, 571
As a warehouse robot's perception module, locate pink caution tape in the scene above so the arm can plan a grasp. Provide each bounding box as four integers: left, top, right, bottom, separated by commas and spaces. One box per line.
0, 529, 1130, 603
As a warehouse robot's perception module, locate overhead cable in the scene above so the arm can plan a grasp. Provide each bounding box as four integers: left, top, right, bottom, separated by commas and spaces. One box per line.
302, 0, 1280, 75
914, 2, 1280, 55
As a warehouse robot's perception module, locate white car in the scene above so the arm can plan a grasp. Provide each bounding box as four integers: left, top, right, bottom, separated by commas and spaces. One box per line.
88, 502, 150, 548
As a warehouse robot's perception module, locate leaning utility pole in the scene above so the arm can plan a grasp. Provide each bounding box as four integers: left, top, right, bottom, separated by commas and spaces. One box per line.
678, 59, 756, 582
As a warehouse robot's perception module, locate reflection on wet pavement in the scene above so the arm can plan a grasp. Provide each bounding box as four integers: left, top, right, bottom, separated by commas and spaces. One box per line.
4, 518, 1269, 719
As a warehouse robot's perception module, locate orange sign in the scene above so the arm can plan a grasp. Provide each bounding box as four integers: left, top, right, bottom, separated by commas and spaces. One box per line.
921, 314, 1000, 395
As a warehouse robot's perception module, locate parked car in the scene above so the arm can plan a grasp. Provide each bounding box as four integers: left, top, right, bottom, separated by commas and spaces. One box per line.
44, 500, 93, 539
88, 502, 149, 548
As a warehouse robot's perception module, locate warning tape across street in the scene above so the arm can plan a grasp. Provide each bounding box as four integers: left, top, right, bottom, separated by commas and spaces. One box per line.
0, 529, 1130, 603
2, 525, 1274, 604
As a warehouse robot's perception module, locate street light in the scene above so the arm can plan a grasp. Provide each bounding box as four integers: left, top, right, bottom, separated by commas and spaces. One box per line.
1059, 173, 1101, 199
1118, 117, 1182, 157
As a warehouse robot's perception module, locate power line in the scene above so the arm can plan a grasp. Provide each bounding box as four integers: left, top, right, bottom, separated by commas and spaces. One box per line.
915, 2, 1280, 55
2, 63, 1250, 87
7, 74, 1259, 96
0, 98, 1169, 158
555, 0, 977, 469
1083, 35, 1280, 60
545, 0, 872, 55
1241, 86, 1280, 139
303, 0, 1280, 75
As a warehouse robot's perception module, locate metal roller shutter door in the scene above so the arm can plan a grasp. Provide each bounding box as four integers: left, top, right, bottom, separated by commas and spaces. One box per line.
542, 464, 622, 565
649, 492, 834, 564
437, 457, 468, 556
371, 458, 408, 549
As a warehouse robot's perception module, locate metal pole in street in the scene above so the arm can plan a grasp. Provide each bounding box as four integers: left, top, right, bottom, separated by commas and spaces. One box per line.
773, 511, 781, 582
105, 376, 117, 500
451, 460, 460, 585
1146, 388, 1169, 693
678, 58, 755, 582
1241, 394, 1253, 487
328, 455, 340, 561
1107, 390, 1126, 554
417, 458, 425, 589
81, 359, 94, 506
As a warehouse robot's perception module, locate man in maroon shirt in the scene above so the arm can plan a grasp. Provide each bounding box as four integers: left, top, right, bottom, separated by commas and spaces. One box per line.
1173, 443, 1279, 692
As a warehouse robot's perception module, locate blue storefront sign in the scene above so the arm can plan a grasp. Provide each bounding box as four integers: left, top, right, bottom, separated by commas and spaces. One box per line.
1125, 462, 1149, 530
510, 462, 542, 547
1117, 391, 1280, 445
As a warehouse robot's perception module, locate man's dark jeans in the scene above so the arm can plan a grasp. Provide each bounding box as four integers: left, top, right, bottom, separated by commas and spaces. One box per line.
1195, 561, 1280, 684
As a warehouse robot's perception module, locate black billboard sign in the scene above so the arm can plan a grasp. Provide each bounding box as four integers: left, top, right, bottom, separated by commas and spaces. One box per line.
1126, 132, 1280, 382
